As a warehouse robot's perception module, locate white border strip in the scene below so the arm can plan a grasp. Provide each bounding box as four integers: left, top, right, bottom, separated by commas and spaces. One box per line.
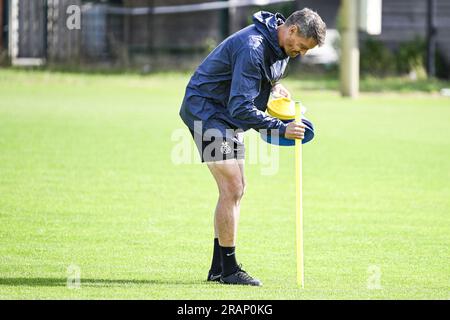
12, 58, 46, 66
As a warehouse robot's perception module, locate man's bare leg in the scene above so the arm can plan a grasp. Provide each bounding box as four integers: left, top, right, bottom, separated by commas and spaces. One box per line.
207, 159, 244, 247
206, 159, 261, 286
207, 159, 243, 279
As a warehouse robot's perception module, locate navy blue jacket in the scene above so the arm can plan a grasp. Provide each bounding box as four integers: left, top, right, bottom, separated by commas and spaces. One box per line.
179, 11, 290, 136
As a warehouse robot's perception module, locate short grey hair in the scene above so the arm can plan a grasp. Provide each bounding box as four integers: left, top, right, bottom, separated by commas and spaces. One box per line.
285, 8, 327, 46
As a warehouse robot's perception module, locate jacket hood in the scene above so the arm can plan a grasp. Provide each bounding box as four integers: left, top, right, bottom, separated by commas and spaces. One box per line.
252, 11, 287, 60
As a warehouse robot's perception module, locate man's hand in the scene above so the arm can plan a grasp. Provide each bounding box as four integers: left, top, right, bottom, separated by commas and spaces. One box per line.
284, 121, 306, 140
271, 83, 291, 99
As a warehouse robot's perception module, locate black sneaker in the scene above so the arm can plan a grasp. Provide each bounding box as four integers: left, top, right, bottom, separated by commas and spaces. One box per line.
207, 270, 222, 282
220, 266, 262, 286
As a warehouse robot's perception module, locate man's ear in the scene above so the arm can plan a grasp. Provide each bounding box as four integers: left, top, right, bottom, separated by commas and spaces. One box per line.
288, 25, 298, 35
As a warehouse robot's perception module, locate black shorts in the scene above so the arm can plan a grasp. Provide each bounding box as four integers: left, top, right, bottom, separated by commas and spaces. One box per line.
188, 117, 245, 163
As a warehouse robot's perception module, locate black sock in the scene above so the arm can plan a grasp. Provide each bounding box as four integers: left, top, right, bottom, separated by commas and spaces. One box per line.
209, 238, 222, 274
220, 245, 239, 277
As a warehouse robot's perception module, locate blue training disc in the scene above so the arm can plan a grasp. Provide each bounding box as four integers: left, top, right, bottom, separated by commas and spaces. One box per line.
260, 118, 315, 146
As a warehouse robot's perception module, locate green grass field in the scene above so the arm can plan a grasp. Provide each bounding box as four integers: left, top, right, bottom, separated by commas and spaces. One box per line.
0, 69, 449, 299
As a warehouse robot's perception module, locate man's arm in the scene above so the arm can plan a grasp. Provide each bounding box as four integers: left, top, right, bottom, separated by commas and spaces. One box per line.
227, 46, 288, 135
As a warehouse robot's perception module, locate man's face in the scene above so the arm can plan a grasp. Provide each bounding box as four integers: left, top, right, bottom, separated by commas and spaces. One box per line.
282, 25, 318, 58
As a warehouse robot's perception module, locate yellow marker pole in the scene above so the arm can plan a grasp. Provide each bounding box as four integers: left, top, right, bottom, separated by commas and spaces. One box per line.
295, 101, 304, 288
